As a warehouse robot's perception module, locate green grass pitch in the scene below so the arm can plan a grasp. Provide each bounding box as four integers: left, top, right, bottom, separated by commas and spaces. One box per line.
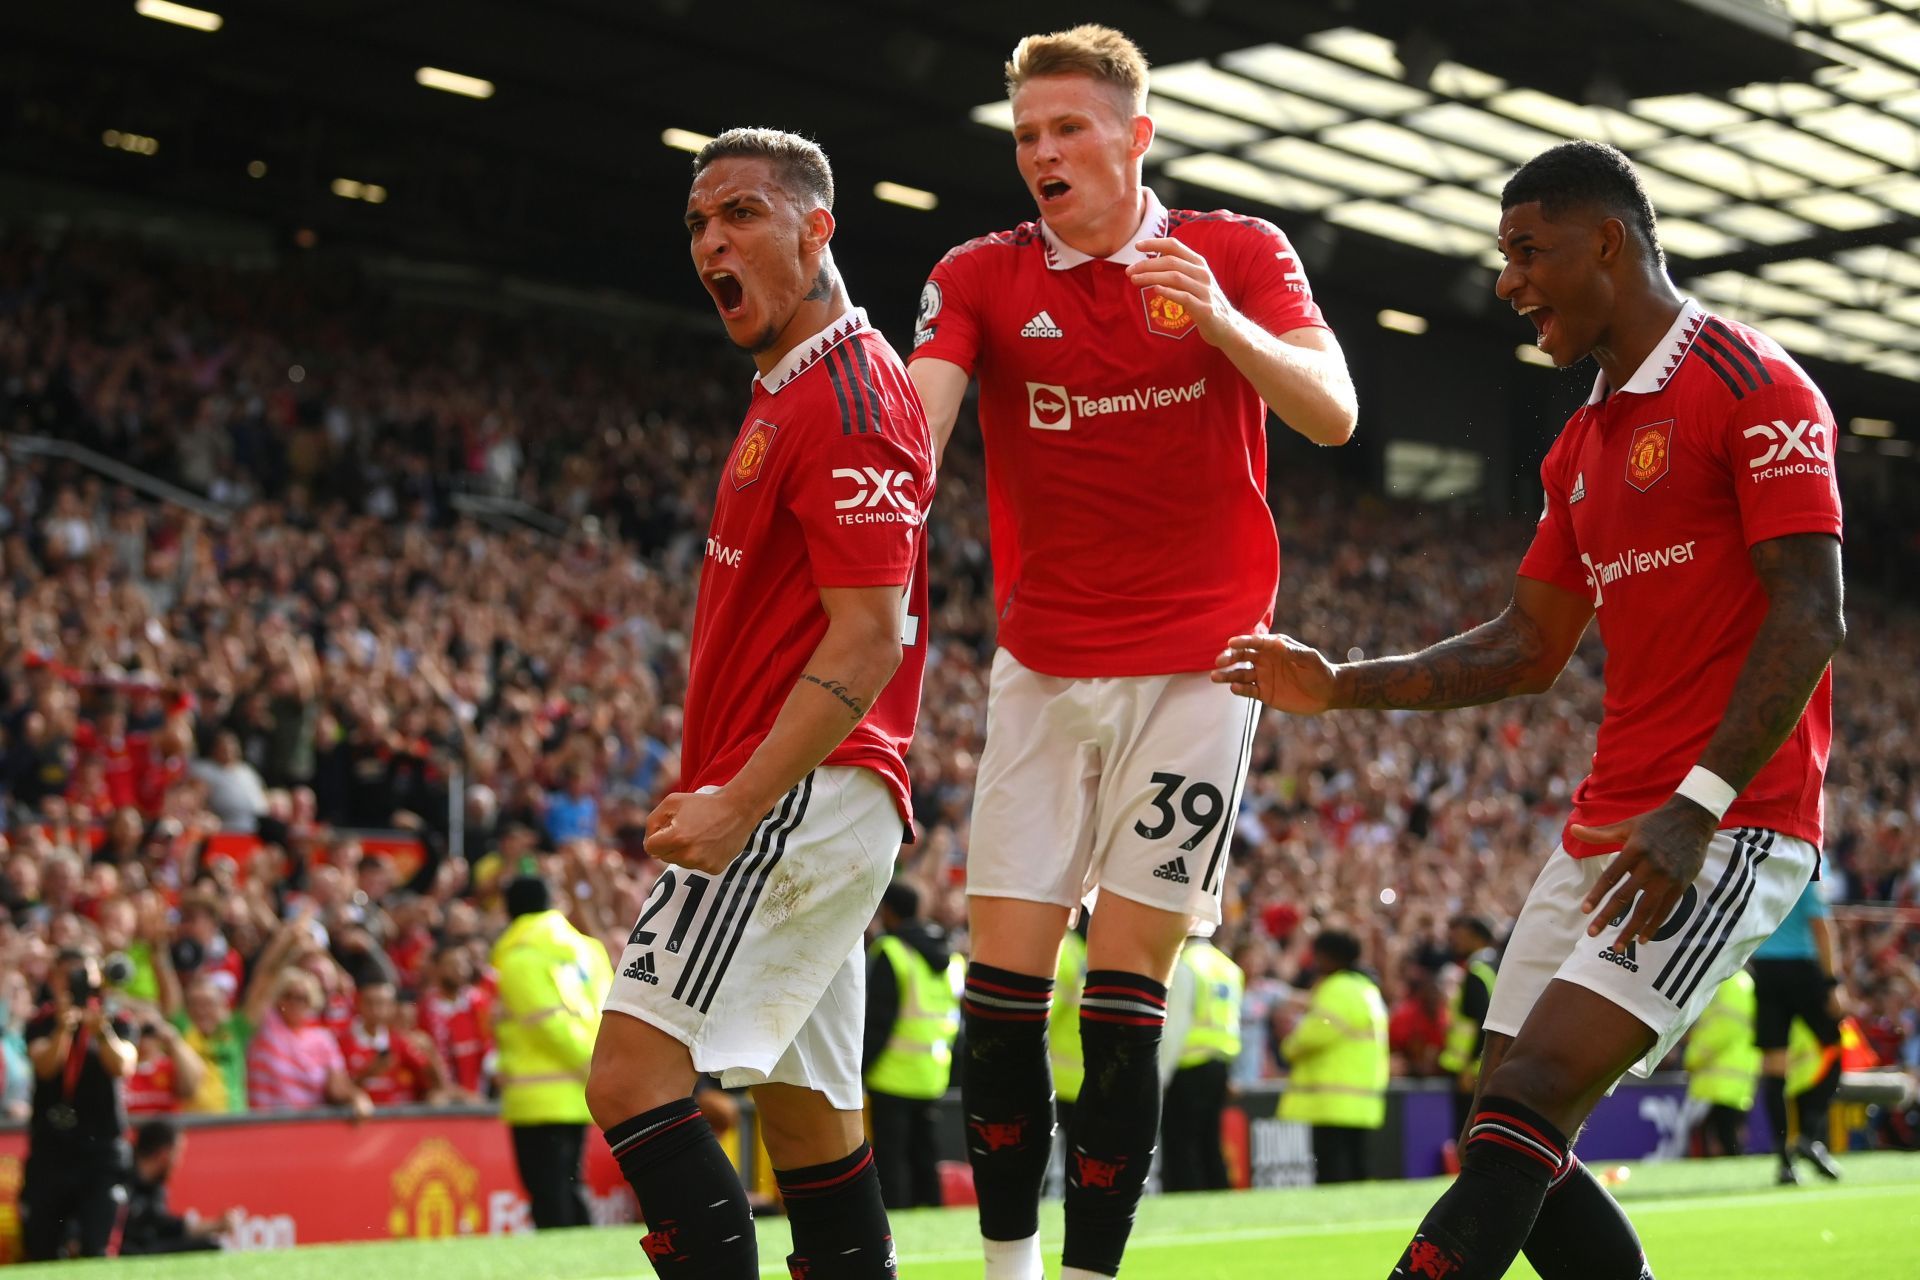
17, 1152, 1920, 1278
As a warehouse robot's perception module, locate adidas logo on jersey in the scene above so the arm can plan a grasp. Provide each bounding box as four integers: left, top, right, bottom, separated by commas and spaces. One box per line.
1570, 472, 1587, 504
1152, 857, 1190, 885
624, 953, 659, 985
1020, 310, 1064, 339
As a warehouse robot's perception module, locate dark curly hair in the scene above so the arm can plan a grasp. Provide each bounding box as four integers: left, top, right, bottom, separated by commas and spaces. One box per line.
1502, 140, 1663, 268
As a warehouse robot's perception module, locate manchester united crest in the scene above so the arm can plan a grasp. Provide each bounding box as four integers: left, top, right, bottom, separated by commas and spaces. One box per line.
732, 420, 777, 490
1625, 419, 1672, 492
1142, 290, 1196, 339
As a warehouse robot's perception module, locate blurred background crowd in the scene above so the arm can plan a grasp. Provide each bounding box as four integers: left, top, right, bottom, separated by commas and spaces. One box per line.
2, 228, 1916, 1132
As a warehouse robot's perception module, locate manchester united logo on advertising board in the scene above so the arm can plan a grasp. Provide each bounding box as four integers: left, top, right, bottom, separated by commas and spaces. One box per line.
1142, 290, 1196, 339
389, 1138, 483, 1238
1626, 419, 1673, 492
733, 420, 777, 491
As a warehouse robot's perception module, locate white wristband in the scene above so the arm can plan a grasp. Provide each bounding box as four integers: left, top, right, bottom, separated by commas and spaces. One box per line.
1675, 766, 1737, 821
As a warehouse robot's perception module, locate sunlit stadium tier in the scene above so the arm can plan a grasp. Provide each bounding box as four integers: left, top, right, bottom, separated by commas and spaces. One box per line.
974, 14, 1920, 376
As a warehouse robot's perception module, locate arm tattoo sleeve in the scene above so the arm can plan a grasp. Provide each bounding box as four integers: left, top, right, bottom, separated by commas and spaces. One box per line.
1698, 535, 1844, 789
1342, 607, 1546, 712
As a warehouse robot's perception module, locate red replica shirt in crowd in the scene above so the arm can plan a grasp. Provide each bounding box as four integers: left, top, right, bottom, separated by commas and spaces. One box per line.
338, 1023, 433, 1105
911, 189, 1328, 677
679, 308, 932, 824
418, 986, 492, 1093
1519, 301, 1842, 855
71, 722, 140, 810
124, 1052, 178, 1114
1388, 999, 1448, 1072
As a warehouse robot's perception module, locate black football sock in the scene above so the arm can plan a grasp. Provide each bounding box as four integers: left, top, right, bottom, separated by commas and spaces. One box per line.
776, 1143, 897, 1279
1389, 1096, 1567, 1280
1796, 1054, 1840, 1144
1522, 1154, 1654, 1279
960, 962, 1056, 1243
1761, 1074, 1791, 1161
1061, 970, 1167, 1277
605, 1098, 756, 1278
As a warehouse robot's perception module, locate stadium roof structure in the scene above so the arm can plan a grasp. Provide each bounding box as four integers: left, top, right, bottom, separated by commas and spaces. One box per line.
3, 0, 1919, 406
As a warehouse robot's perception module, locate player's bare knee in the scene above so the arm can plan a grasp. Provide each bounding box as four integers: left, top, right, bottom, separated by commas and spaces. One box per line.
587, 1012, 693, 1127
1085, 897, 1193, 985
753, 1085, 860, 1169
1480, 1044, 1589, 1125
968, 896, 1071, 977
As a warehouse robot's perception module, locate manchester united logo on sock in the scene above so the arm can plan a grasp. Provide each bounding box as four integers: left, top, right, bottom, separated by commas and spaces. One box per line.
1071, 1151, 1126, 1190
1403, 1235, 1463, 1279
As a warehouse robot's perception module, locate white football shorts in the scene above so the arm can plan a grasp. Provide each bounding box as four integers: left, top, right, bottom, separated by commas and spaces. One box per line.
604, 765, 901, 1109
1485, 826, 1818, 1075
966, 647, 1260, 931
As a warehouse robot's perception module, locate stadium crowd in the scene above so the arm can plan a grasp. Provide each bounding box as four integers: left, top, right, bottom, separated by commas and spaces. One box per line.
0, 230, 1915, 1130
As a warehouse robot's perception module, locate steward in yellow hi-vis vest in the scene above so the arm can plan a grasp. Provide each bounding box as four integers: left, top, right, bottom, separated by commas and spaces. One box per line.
1160, 936, 1245, 1192
1279, 930, 1388, 1185
1439, 915, 1499, 1135
868, 937, 963, 1099
863, 881, 962, 1210
1051, 924, 1089, 1118
1686, 971, 1760, 1157
491, 875, 613, 1229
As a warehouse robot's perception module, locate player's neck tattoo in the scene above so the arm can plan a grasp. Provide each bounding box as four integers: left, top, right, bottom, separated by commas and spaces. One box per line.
803, 266, 832, 302
802, 672, 866, 720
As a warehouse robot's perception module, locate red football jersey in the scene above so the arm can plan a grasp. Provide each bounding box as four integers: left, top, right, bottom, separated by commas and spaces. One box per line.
72, 722, 140, 810
679, 309, 932, 824
418, 986, 492, 1093
1519, 301, 1842, 855
124, 1052, 178, 1114
338, 1023, 433, 1106
911, 189, 1327, 676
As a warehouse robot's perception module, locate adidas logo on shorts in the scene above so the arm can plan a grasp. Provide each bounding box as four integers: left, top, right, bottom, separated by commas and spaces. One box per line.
1020, 310, 1064, 339
624, 952, 659, 985
1152, 857, 1190, 885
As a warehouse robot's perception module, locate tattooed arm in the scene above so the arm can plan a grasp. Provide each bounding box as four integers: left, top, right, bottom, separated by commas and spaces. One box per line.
1689, 534, 1845, 791
645, 584, 905, 873
1212, 575, 1593, 714
1580, 533, 1844, 944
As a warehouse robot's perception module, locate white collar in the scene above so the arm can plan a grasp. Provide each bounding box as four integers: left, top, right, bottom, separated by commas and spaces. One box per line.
1039, 188, 1170, 271
1585, 299, 1707, 404
755, 307, 870, 395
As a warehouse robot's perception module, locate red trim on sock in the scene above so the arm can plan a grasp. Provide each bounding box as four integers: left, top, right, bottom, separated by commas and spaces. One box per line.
965, 976, 1054, 1001
1477, 1110, 1565, 1157
609, 1108, 700, 1157
1469, 1131, 1562, 1172
778, 1147, 874, 1195
1081, 985, 1166, 1006
1080, 1011, 1166, 1026
964, 1000, 1048, 1021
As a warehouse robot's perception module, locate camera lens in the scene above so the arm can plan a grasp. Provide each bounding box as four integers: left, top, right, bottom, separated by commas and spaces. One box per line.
102, 952, 136, 987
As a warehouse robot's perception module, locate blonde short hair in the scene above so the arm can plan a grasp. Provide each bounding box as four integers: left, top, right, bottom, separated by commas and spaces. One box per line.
275, 970, 322, 1009
1005, 24, 1150, 117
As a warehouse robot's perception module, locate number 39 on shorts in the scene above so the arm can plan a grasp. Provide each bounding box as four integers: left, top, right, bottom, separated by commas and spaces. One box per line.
1133, 771, 1226, 850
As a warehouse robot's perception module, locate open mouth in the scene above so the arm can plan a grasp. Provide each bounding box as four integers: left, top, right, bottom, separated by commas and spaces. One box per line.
1520, 304, 1556, 348
1039, 177, 1071, 204
708, 270, 745, 318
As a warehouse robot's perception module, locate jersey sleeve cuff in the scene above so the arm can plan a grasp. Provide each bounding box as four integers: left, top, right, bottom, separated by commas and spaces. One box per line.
1742, 516, 1843, 548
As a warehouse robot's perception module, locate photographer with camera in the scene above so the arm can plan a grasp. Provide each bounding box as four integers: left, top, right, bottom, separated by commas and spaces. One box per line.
21, 948, 138, 1260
